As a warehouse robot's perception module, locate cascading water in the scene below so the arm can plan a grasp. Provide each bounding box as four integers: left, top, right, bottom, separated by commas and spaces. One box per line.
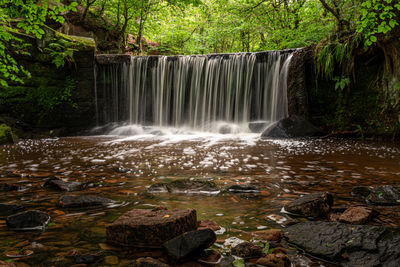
95, 51, 294, 134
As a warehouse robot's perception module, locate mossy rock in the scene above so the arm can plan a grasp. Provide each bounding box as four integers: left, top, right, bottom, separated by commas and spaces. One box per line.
0, 124, 17, 144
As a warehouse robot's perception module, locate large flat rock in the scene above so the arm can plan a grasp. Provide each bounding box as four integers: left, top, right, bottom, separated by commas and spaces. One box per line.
285, 221, 400, 266
106, 208, 197, 248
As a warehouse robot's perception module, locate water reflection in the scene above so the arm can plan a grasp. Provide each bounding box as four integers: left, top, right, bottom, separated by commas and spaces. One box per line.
0, 135, 399, 265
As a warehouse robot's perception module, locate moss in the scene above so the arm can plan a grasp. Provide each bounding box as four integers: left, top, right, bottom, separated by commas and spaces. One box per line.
0, 124, 15, 144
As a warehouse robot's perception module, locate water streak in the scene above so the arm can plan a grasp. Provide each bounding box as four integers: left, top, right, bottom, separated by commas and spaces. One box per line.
96, 51, 294, 132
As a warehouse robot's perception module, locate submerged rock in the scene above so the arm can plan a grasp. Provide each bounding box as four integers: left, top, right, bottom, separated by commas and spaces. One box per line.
6, 210, 50, 231
107, 208, 197, 247
265, 214, 299, 227
147, 183, 169, 193
44, 177, 84, 192
0, 183, 20, 192
0, 203, 25, 216
147, 179, 220, 195
284, 192, 333, 218
197, 220, 221, 231
248, 121, 270, 133
58, 195, 114, 208
75, 253, 103, 264
285, 221, 400, 266
227, 184, 260, 193
351, 185, 400, 205
339, 206, 376, 225
261, 115, 322, 138
163, 229, 216, 261
198, 250, 222, 265
257, 254, 291, 267
135, 257, 170, 267
230, 242, 263, 259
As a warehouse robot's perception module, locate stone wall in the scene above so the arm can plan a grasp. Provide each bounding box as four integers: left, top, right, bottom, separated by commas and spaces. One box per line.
0, 28, 96, 136
287, 48, 311, 117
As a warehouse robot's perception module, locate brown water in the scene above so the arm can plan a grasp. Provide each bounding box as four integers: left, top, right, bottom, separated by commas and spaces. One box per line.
0, 134, 400, 266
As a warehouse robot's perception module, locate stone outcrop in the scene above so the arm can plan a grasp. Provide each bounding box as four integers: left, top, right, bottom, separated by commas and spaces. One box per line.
285, 221, 400, 266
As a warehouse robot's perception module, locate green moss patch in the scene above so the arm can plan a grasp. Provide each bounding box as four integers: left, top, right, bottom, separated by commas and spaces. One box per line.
0, 124, 14, 145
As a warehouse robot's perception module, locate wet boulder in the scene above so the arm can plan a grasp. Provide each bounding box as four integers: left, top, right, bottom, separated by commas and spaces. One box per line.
163, 229, 216, 262
6, 210, 50, 231
134, 257, 170, 267
252, 229, 282, 242
284, 192, 333, 218
230, 242, 263, 259
248, 121, 270, 133
219, 124, 233, 134
58, 195, 114, 208
351, 185, 400, 205
284, 221, 400, 266
44, 177, 84, 192
0, 203, 25, 216
339, 206, 376, 225
107, 208, 197, 247
261, 115, 322, 138
218, 123, 239, 134
147, 179, 220, 195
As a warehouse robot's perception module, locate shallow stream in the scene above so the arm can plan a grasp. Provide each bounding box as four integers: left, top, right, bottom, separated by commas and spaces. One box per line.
0, 133, 399, 266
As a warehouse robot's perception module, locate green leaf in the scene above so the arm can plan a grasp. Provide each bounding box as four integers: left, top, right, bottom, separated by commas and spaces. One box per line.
370, 35, 377, 43
232, 258, 245, 267
262, 242, 270, 255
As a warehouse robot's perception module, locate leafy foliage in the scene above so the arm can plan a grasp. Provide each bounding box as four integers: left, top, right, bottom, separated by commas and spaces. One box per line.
44, 38, 76, 68
0, 0, 78, 86
357, 0, 400, 46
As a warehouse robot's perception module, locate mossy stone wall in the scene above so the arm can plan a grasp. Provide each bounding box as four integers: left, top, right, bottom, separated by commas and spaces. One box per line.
0, 28, 96, 134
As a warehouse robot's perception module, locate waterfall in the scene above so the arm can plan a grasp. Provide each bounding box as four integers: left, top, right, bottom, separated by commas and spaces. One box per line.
95, 51, 294, 133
